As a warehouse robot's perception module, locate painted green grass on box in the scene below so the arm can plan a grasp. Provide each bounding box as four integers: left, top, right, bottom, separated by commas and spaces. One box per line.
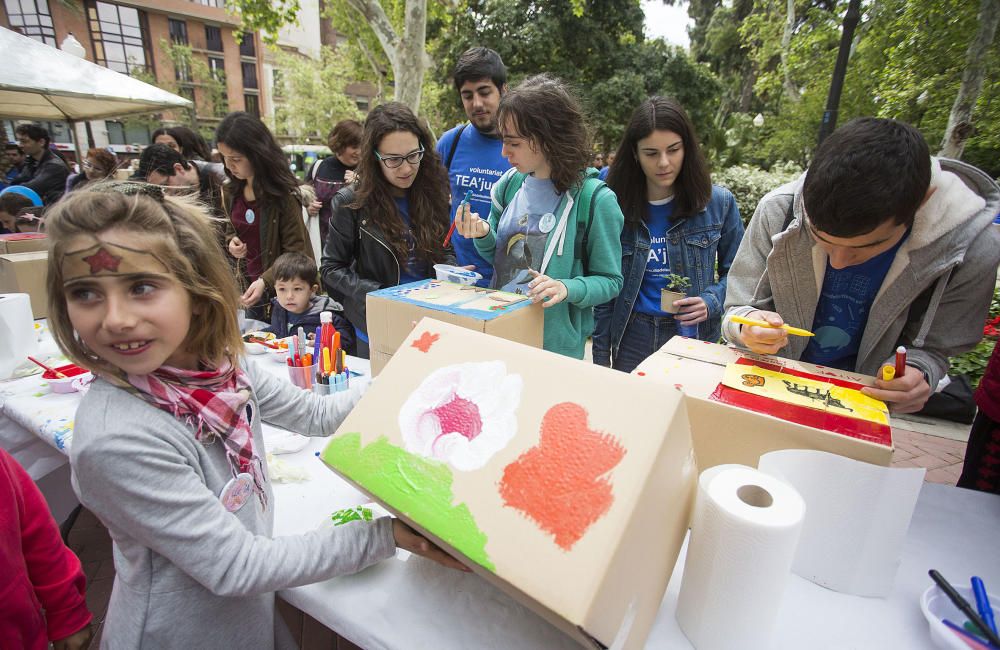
323, 432, 494, 570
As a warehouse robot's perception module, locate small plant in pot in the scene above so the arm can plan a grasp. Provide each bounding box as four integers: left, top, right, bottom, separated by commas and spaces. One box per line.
660, 273, 692, 314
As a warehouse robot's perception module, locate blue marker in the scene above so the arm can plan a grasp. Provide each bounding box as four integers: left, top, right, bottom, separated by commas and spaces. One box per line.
973, 577, 998, 636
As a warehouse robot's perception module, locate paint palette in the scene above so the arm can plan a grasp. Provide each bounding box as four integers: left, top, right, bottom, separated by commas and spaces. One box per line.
321, 318, 697, 650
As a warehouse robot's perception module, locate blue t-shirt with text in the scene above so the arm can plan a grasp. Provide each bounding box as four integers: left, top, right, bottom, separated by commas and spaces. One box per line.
394, 196, 423, 285
802, 231, 910, 370
437, 123, 510, 286
635, 198, 676, 315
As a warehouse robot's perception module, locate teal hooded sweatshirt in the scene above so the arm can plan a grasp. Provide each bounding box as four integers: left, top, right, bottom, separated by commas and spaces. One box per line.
475, 168, 625, 359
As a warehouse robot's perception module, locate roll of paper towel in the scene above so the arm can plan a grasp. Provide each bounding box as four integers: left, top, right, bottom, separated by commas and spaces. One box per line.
676, 464, 805, 650
0, 293, 37, 379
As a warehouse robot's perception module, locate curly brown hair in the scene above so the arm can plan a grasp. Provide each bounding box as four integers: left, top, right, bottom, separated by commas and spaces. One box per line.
496, 74, 591, 194
351, 102, 450, 266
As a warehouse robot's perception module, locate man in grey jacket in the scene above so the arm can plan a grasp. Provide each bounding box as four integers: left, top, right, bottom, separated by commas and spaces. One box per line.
13, 123, 69, 205
723, 117, 1000, 413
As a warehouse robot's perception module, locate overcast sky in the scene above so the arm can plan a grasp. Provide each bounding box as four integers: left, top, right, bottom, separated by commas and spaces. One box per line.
642, 0, 692, 49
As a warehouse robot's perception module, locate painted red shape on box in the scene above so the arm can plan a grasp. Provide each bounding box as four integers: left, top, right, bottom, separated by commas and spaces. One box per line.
411, 331, 440, 353
499, 402, 626, 550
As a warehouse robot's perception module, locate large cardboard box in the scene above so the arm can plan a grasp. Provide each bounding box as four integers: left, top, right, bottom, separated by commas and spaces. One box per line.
0, 233, 47, 255
322, 319, 697, 649
365, 279, 543, 376
634, 337, 894, 469
0, 251, 48, 317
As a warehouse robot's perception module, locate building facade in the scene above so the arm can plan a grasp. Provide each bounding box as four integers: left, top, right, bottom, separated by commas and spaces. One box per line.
1, 0, 264, 155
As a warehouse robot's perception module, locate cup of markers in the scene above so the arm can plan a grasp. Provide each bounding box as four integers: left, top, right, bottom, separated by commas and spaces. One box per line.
285, 313, 352, 394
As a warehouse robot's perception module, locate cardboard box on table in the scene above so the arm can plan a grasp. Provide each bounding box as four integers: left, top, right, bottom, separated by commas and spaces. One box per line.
0, 233, 47, 255
634, 337, 894, 469
365, 279, 543, 376
321, 318, 697, 649
0, 251, 48, 317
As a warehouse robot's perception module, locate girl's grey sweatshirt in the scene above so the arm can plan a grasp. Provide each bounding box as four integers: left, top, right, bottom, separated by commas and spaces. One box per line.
69, 359, 395, 649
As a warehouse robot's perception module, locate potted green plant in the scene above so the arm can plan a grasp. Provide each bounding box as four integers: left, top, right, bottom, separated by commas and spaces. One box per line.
660, 273, 692, 314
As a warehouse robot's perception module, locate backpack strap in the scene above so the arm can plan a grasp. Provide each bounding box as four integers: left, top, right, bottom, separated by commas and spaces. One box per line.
573, 177, 606, 276
445, 123, 467, 170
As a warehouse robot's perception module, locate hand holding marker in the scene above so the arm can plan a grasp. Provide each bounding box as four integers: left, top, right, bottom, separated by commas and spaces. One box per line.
880, 345, 907, 381
443, 190, 474, 248
729, 315, 814, 337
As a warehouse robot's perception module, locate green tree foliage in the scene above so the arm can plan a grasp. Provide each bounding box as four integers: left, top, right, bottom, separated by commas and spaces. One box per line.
431, 0, 720, 152
271, 46, 364, 142
230, 0, 301, 45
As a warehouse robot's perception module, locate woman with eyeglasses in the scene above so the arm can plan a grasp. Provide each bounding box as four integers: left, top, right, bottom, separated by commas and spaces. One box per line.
320, 102, 454, 358
65, 148, 117, 193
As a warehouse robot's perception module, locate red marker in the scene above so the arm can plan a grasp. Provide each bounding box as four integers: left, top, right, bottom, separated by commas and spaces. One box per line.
894, 346, 907, 379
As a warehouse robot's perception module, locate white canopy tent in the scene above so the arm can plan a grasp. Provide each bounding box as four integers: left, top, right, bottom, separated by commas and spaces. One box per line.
0, 27, 193, 160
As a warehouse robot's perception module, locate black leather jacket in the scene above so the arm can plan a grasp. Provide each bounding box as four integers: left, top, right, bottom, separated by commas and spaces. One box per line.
320, 187, 455, 334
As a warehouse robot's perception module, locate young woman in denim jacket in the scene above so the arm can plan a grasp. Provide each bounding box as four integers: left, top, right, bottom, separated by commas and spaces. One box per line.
593, 98, 745, 372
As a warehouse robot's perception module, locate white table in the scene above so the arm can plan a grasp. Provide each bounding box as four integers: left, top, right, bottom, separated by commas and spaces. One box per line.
3, 349, 997, 649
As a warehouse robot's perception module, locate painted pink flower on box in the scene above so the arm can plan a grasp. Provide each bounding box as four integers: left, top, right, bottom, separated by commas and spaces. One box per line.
399, 361, 523, 471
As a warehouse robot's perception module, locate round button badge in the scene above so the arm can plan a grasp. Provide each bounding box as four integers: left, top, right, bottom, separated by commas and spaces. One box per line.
245, 208, 256, 225
539, 212, 556, 234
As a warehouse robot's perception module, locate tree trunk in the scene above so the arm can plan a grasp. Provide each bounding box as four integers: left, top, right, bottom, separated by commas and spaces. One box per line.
780, 0, 798, 102
343, 0, 428, 115
939, 0, 1000, 158
395, 0, 428, 112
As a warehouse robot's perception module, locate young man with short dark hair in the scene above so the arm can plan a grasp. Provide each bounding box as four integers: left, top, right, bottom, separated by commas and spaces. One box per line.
724, 117, 1000, 413
3, 143, 25, 187
134, 143, 225, 217
436, 47, 511, 286
12, 124, 69, 205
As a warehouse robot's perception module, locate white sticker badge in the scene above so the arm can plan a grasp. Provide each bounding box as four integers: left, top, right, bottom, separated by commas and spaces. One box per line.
538, 212, 556, 234
220, 473, 254, 512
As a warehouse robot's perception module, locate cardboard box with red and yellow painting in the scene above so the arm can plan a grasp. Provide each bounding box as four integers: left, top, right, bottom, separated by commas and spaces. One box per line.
365, 279, 543, 376
321, 318, 697, 650
633, 337, 894, 470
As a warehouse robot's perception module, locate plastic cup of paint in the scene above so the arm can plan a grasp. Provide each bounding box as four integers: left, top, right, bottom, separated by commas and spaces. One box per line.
433, 264, 482, 286
44, 364, 93, 394
287, 362, 319, 390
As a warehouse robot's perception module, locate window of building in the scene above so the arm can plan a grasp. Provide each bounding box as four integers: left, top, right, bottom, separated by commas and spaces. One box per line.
105, 120, 126, 145
244, 94, 260, 117
208, 56, 225, 81
87, 1, 151, 76
168, 18, 188, 45
205, 25, 223, 52
241, 61, 258, 89
192, 0, 224, 7
239, 34, 255, 58
5, 0, 57, 46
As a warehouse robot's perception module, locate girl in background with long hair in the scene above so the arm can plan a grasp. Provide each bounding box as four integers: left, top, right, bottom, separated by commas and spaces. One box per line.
320, 102, 454, 358
153, 126, 213, 161
592, 97, 745, 372
216, 112, 313, 321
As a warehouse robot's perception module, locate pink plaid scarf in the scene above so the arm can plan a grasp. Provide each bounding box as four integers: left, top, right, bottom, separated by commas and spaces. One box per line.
115, 359, 267, 508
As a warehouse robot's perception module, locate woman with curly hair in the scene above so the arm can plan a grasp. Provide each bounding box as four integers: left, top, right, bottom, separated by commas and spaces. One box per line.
455, 74, 625, 359
320, 102, 454, 358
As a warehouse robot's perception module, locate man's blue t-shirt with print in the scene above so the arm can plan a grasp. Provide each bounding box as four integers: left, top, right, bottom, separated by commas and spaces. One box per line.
635, 198, 676, 315
802, 231, 910, 370
437, 123, 510, 286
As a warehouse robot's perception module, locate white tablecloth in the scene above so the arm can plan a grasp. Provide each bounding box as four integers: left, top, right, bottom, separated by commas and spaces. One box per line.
3, 349, 998, 649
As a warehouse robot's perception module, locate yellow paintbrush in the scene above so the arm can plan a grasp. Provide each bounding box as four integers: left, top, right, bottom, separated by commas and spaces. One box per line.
729, 315, 815, 337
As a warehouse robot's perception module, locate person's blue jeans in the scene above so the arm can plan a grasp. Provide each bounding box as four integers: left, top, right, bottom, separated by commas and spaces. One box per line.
612, 312, 697, 373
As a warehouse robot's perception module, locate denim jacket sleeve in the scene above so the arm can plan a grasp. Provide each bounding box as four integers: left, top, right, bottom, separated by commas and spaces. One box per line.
698, 187, 745, 319
592, 299, 614, 366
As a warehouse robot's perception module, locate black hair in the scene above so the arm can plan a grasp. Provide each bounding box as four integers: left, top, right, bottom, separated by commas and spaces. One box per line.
272, 251, 318, 285
15, 124, 50, 148
134, 144, 191, 180
168, 126, 212, 161
803, 117, 931, 237
215, 111, 300, 209
607, 97, 712, 228
452, 47, 507, 93
5, 143, 23, 153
